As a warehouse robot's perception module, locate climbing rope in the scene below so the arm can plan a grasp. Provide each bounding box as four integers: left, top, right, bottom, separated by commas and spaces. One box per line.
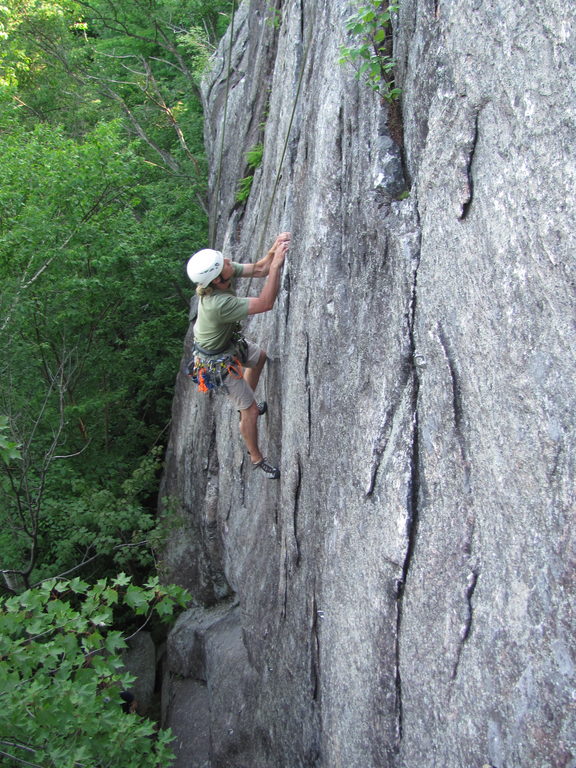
209, 0, 237, 249
245, 9, 314, 414
243, 11, 313, 311
210, 3, 313, 263
254, 22, 313, 261
207, 6, 313, 413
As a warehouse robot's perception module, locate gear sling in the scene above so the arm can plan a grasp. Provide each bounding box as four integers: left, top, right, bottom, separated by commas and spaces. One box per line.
187, 331, 247, 392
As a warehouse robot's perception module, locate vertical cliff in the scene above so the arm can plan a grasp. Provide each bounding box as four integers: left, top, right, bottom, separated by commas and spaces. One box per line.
159, 1, 575, 766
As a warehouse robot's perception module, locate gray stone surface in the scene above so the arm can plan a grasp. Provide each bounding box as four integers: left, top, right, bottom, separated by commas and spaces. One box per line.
163, 602, 258, 768
160, 0, 576, 766
164, 678, 211, 768
121, 631, 156, 716
167, 599, 239, 680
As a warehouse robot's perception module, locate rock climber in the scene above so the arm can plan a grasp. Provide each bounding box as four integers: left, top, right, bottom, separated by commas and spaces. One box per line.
186, 232, 290, 479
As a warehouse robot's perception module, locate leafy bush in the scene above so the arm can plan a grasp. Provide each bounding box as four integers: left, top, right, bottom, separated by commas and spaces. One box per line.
339, 0, 401, 102
0, 575, 189, 768
236, 142, 264, 203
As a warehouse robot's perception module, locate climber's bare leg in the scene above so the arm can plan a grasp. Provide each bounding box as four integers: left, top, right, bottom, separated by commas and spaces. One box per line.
239, 401, 262, 464
244, 350, 267, 393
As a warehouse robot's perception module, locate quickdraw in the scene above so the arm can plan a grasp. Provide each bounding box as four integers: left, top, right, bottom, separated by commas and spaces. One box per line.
187, 352, 244, 393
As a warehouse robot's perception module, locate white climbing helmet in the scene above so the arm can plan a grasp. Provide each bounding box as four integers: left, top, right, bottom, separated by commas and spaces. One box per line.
186, 249, 224, 287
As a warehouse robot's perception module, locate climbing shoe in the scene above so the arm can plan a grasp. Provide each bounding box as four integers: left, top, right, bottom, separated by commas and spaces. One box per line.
252, 457, 280, 480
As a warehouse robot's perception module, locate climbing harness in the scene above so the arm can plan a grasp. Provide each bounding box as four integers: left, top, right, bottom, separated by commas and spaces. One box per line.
188, 354, 243, 392
187, 326, 247, 393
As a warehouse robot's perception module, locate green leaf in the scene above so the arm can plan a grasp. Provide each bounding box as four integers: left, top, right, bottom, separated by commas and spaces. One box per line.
112, 572, 133, 587
154, 597, 176, 618
338, 1, 401, 101
124, 585, 152, 614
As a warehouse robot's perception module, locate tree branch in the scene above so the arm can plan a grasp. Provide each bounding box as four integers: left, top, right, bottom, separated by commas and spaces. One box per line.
0, 747, 42, 768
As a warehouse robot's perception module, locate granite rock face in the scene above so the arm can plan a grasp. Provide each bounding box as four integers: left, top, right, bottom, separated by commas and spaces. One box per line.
121, 632, 156, 716
159, 0, 576, 766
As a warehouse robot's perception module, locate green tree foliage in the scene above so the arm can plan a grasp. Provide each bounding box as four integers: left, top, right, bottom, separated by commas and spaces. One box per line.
236, 142, 264, 203
339, 0, 401, 102
0, 416, 21, 464
0, 0, 234, 588
0, 575, 190, 767
0, 2, 229, 760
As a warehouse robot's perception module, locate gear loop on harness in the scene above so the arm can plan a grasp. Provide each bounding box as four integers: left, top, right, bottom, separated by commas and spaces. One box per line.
187, 326, 247, 393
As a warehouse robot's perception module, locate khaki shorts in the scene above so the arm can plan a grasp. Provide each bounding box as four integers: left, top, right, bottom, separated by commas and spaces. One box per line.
223, 340, 263, 411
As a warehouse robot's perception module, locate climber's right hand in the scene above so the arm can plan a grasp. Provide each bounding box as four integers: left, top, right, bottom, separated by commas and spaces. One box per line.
272, 239, 289, 268
272, 232, 291, 251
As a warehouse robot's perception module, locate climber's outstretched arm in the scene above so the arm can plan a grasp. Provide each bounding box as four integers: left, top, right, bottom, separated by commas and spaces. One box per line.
246, 238, 289, 315
242, 232, 291, 279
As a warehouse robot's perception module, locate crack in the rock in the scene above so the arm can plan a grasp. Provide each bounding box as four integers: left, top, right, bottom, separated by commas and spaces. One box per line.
458, 110, 479, 220
310, 590, 321, 701
393, 192, 426, 745
301, 0, 315, 93
394, 220, 422, 749
437, 326, 479, 680
438, 323, 471, 492
336, 105, 344, 165
238, 453, 247, 511
284, 269, 291, 325
281, 549, 289, 620
293, 454, 303, 566
394, 380, 421, 748
304, 332, 312, 447
365, 370, 412, 497
451, 569, 479, 679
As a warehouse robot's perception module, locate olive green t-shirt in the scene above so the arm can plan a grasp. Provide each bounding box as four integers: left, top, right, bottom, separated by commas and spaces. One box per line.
193, 262, 249, 352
